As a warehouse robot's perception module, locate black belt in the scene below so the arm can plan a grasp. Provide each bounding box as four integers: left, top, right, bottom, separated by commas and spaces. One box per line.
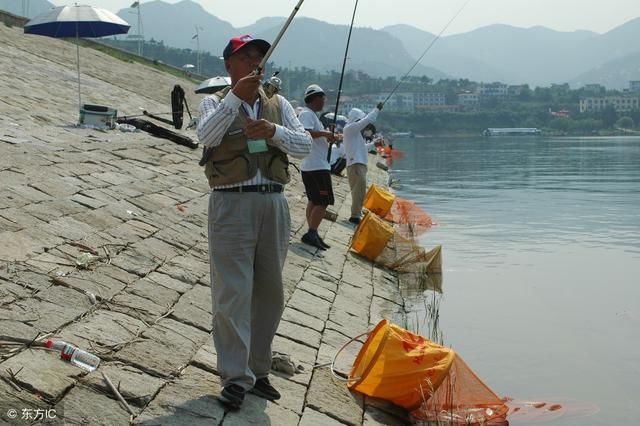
213, 184, 284, 193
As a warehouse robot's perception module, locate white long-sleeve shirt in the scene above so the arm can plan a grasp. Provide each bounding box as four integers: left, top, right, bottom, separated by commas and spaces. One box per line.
343, 108, 379, 167
197, 89, 312, 187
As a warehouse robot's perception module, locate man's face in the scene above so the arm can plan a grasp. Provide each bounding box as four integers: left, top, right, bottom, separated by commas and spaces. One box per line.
225, 44, 264, 83
309, 95, 326, 112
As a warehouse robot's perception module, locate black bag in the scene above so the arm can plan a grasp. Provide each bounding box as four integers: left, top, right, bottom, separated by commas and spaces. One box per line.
331, 157, 347, 175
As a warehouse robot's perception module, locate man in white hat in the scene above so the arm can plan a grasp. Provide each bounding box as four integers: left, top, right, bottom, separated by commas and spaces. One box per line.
343, 102, 384, 224
298, 84, 341, 249
263, 74, 282, 98
197, 34, 312, 410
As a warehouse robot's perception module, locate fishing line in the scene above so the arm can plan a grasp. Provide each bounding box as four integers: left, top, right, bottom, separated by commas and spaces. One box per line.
327, 0, 360, 162
383, 0, 472, 103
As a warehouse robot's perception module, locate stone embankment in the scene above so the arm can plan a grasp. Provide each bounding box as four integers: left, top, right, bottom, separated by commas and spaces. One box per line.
0, 22, 408, 425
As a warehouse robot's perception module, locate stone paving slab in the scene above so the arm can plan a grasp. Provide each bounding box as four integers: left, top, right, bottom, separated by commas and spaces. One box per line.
0, 22, 416, 425
57, 309, 147, 353
52, 272, 127, 301
0, 348, 80, 400
133, 365, 225, 425
190, 342, 217, 375
0, 378, 50, 424
276, 319, 323, 349
115, 319, 209, 377
281, 306, 326, 332
306, 368, 364, 426
169, 284, 212, 332
126, 278, 181, 309
80, 362, 166, 407
300, 407, 348, 426
60, 385, 132, 425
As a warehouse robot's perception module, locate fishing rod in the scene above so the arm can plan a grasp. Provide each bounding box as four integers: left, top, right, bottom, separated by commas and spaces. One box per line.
383, 0, 472, 103
116, 111, 173, 120
257, 0, 305, 73
327, 0, 360, 163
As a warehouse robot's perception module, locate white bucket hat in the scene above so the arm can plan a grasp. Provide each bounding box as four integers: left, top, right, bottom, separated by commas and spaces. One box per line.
347, 108, 366, 123
304, 84, 325, 100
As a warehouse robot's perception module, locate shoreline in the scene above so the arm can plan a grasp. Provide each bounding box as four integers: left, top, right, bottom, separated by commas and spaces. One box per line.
404, 130, 640, 139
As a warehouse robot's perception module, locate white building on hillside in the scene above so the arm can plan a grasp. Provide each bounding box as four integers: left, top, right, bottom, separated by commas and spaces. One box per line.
478, 82, 508, 99
458, 91, 479, 106
580, 96, 640, 113
386, 93, 415, 113
414, 92, 446, 109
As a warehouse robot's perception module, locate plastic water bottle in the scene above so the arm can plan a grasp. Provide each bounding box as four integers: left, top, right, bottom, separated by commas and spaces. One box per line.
45, 339, 100, 372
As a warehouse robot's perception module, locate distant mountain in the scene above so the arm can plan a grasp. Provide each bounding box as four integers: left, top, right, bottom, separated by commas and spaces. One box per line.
383, 24, 506, 82
0, 0, 55, 18
385, 21, 640, 88
385, 23, 599, 86
571, 51, 640, 90
113, 0, 640, 88
238, 17, 286, 35
116, 0, 447, 79
251, 17, 447, 79
574, 17, 640, 67
381, 24, 437, 59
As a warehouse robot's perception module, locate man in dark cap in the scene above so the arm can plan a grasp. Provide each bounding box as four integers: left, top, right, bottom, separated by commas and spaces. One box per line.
197, 34, 312, 410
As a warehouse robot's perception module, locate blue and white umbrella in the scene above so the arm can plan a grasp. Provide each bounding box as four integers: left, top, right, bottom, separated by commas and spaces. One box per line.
24, 5, 130, 117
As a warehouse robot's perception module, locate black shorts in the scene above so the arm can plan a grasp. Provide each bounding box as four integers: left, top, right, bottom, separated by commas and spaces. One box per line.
301, 170, 334, 206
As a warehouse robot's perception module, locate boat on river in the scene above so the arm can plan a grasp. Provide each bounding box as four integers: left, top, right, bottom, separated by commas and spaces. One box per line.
483, 127, 541, 136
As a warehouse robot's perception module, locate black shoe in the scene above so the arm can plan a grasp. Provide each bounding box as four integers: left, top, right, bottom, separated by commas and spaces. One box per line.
348, 217, 361, 225
317, 235, 331, 249
217, 384, 245, 409
250, 377, 281, 401
301, 232, 326, 250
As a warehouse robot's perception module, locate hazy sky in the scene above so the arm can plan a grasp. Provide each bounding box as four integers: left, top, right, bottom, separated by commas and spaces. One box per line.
48, 0, 639, 35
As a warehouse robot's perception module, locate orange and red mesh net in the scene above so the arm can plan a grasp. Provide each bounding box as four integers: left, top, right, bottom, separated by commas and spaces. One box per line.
385, 198, 434, 230
349, 320, 508, 425
412, 356, 509, 425
363, 185, 434, 236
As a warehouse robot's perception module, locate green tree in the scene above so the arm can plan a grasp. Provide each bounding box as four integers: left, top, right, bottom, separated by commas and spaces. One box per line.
549, 118, 570, 132
601, 105, 619, 128
616, 116, 635, 129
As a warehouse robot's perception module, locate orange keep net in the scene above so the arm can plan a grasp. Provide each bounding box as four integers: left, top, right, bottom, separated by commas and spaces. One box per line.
349, 320, 508, 425
363, 185, 433, 232
350, 212, 442, 292
350, 211, 395, 260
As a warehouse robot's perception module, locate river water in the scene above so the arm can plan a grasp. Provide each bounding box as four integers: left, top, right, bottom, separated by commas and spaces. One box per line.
389, 136, 640, 425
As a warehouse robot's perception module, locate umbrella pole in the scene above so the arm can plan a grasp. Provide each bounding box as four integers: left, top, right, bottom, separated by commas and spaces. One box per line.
76, 24, 82, 122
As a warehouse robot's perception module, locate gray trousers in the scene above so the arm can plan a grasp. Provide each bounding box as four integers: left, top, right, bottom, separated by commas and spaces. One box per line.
207, 191, 290, 390
347, 163, 368, 218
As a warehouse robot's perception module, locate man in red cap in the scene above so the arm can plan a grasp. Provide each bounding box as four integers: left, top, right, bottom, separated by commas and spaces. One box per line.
197, 34, 312, 410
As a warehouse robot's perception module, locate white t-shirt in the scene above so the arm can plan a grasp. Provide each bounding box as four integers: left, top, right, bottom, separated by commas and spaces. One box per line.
299, 107, 330, 171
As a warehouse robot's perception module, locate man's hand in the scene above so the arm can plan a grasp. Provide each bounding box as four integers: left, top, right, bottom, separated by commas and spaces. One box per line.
325, 132, 342, 142
325, 131, 342, 142
232, 70, 264, 103
246, 117, 276, 139
377, 102, 384, 110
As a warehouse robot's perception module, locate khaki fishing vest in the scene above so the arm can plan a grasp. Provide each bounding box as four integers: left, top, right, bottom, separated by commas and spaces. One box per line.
202, 87, 290, 188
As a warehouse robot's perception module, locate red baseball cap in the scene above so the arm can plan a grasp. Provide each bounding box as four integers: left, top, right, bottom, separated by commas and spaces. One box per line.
223, 34, 270, 60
